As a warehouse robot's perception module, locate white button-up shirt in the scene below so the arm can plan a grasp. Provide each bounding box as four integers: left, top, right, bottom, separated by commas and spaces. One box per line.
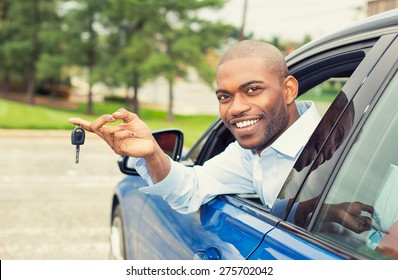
136, 101, 321, 214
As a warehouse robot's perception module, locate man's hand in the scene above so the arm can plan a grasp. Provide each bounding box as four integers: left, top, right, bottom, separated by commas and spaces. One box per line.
68, 108, 171, 183
326, 201, 374, 233
68, 108, 155, 158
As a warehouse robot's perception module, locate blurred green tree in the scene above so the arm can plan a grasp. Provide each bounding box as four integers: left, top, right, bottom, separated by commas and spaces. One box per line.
0, 0, 61, 104
0, 0, 12, 96
60, 0, 107, 114
140, 0, 236, 120
99, 0, 236, 119
97, 0, 159, 114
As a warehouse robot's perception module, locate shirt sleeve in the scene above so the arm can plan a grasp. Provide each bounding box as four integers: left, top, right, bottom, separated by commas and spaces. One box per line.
136, 141, 255, 214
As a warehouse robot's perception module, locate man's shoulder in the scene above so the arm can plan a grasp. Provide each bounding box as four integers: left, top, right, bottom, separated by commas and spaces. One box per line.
295, 100, 316, 112
296, 100, 321, 122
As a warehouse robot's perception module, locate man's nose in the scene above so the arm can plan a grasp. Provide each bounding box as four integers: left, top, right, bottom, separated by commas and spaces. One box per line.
228, 94, 251, 116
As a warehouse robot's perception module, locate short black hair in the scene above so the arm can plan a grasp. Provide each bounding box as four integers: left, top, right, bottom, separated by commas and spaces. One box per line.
218, 40, 289, 81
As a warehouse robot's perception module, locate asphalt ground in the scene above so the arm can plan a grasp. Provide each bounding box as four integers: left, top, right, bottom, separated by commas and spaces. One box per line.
0, 129, 125, 260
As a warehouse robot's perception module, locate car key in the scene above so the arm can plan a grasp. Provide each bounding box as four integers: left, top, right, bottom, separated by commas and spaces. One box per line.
71, 126, 85, 164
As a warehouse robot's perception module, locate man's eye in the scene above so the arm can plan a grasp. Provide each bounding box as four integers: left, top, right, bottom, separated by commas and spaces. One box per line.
217, 95, 229, 102
247, 87, 259, 93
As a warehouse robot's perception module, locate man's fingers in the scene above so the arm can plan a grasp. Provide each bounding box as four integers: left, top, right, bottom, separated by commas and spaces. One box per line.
359, 202, 375, 215
68, 114, 118, 138
112, 108, 137, 123
89, 114, 116, 132
68, 118, 93, 132
340, 214, 371, 233
113, 130, 136, 154
356, 216, 372, 233
99, 126, 127, 148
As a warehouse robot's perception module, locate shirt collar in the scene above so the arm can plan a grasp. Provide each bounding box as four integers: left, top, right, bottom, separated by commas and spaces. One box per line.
263, 101, 321, 158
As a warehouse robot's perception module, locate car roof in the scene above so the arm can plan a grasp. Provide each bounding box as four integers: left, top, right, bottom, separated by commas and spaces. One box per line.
286, 9, 398, 66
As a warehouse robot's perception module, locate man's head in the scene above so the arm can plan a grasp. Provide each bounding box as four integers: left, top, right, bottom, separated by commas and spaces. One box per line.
215, 40, 299, 154
218, 40, 289, 81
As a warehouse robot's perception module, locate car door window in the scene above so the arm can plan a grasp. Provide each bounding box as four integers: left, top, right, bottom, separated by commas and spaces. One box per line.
311, 70, 398, 259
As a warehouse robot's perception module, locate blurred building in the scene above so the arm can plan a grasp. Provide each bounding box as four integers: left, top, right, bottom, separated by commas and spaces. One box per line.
367, 0, 398, 16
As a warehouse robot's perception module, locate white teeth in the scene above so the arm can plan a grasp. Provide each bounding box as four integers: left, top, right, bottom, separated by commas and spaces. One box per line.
236, 119, 259, 128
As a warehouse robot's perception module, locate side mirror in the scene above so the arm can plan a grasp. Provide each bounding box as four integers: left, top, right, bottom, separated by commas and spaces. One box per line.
117, 129, 184, 175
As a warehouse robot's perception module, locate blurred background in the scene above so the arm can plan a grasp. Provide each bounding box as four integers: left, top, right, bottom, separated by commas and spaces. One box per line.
1, 0, 397, 259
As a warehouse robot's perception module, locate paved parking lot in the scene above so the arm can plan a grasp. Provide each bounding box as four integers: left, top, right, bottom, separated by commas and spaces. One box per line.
0, 129, 125, 259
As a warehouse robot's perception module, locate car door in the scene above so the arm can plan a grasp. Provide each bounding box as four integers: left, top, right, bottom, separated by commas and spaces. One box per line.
137, 194, 271, 259
249, 33, 398, 259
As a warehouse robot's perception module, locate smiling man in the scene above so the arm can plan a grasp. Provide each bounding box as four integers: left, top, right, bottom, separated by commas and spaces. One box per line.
216, 43, 301, 154
68, 40, 321, 213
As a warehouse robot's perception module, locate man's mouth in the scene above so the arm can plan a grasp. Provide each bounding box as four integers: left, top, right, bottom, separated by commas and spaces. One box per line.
234, 119, 259, 128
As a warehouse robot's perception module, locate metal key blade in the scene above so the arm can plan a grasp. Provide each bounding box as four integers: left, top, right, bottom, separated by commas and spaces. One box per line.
75, 145, 80, 164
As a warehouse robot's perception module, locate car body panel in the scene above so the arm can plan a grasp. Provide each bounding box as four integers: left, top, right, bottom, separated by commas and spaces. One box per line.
248, 227, 342, 260
113, 176, 147, 259
117, 180, 274, 259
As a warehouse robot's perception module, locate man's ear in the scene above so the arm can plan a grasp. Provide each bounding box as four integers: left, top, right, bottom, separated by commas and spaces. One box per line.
283, 76, 299, 104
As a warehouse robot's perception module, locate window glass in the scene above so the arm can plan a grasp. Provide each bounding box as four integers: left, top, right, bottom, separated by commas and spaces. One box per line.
312, 71, 398, 259
297, 78, 348, 115
273, 91, 354, 222
180, 132, 210, 166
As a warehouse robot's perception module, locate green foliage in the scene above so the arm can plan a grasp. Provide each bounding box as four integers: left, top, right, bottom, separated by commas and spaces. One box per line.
104, 95, 126, 103
134, 0, 236, 119
96, 0, 236, 118
59, 0, 109, 114
37, 53, 68, 81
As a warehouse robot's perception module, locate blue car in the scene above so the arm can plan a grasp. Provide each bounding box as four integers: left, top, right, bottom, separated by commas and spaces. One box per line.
110, 9, 398, 260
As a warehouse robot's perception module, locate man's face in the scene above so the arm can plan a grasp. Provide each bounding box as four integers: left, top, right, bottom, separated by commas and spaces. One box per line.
216, 57, 291, 153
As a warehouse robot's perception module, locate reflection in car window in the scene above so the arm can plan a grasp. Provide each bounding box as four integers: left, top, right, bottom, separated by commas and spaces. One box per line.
272, 92, 354, 222
312, 71, 398, 259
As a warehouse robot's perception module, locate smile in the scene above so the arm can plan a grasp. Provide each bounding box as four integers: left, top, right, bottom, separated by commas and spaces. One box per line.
235, 119, 259, 128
